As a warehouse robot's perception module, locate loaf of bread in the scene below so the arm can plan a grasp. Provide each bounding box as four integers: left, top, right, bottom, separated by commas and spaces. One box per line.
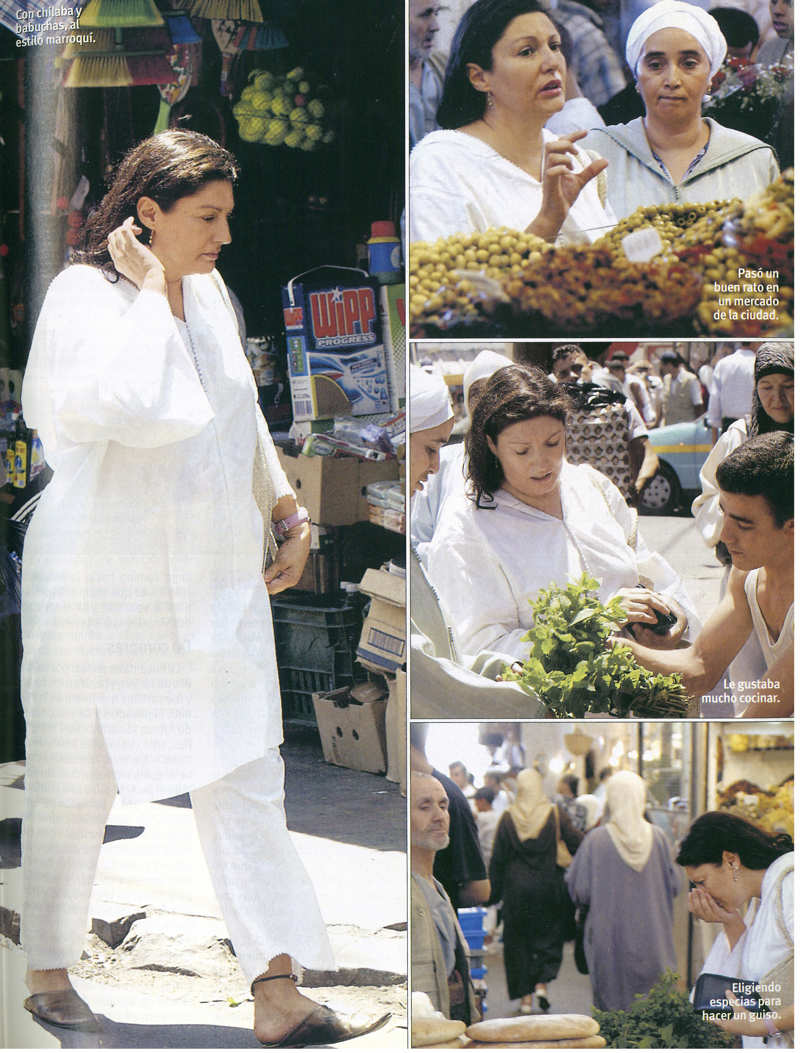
466, 1014, 600, 1043
412, 1017, 468, 1047
462, 1037, 606, 1049
503, 1036, 606, 1048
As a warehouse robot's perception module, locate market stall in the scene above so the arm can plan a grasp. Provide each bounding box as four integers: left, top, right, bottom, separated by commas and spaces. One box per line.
409, 171, 793, 339
415, 720, 793, 1048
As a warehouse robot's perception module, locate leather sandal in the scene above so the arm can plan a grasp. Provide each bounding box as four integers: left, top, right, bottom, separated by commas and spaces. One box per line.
23, 988, 100, 1032
251, 973, 391, 1048
258, 1005, 391, 1048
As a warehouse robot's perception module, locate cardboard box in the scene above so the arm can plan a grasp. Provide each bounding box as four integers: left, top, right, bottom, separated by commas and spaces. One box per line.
277, 448, 398, 526
357, 567, 406, 674
378, 283, 406, 413
282, 271, 391, 422
312, 685, 387, 774
384, 669, 406, 792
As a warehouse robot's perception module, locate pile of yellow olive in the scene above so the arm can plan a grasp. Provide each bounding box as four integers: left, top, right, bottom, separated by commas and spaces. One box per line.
408, 174, 793, 336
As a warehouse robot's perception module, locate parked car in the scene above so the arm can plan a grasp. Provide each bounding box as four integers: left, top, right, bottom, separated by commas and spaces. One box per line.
640, 417, 714, 514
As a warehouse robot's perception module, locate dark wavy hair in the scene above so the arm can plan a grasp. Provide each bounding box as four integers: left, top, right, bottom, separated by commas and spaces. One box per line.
466, 364, 573, 504
76, 130, 239, 277
437, 0, 555, 127
676, 811, 793, 870
716, 431, 794, 526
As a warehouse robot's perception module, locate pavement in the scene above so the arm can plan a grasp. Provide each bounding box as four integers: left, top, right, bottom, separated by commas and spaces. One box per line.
480, 936, 594, 1021
0, 726, 408, 1049
637, 512, 723, 625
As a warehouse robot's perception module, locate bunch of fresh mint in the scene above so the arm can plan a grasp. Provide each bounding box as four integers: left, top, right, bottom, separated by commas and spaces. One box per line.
594, 972, 737, 1048
502, 574, 689, 718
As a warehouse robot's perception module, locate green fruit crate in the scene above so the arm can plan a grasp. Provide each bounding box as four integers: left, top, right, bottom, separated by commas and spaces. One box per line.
271, 594, 363, 724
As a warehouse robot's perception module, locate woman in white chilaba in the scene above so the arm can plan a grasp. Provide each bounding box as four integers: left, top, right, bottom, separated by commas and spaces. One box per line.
19, 130, 389, 1047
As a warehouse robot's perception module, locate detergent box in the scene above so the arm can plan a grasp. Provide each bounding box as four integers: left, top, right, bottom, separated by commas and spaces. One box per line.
282, 268, 391, 422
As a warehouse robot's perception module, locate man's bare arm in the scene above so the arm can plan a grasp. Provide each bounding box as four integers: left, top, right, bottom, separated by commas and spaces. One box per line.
618, 570, 753, 697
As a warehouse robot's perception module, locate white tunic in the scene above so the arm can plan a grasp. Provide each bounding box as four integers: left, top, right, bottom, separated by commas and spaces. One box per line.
409, 129, 616, 244
695, 852, 794, 1049
691, 418, 748, 547
409, 443, 468, 567
426, 461, 698, 660
21, 265, 293, 804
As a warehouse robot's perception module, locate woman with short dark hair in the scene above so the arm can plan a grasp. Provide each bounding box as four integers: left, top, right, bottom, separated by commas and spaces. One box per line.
677, 812, 793, 1047
426, 365, 696, 662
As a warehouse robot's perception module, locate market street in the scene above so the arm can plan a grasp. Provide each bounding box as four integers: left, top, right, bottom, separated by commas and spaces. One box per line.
637, 512, 724, 625
0, 727, 407, 1049
482, 938, 593, 1021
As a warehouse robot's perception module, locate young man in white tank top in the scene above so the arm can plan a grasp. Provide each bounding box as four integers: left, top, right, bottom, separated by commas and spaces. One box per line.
619, 433, 793, 717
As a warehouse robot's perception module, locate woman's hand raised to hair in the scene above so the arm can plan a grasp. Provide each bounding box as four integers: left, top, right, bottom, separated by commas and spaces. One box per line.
107, 217, 167, 294
528, 130, 608, 242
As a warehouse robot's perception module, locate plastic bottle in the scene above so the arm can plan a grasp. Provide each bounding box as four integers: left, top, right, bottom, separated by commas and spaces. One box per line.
367, 221, 402, 284
13, 418, 27, 489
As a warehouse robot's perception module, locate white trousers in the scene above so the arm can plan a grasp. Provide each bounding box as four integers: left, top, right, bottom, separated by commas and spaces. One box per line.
21, 712, 334, 981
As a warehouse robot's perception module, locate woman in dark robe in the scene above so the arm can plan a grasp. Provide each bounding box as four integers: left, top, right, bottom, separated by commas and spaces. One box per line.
489, 768, 583, 1012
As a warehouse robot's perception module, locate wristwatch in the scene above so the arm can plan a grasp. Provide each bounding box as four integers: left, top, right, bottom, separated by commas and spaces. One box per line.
274, 506, 310, 540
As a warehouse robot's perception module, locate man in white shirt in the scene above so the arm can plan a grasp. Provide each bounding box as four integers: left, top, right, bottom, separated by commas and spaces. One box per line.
707, 343, 757, 441
604, 352, 656, 426
484, 772, 511, 815
473, 788, 501, 867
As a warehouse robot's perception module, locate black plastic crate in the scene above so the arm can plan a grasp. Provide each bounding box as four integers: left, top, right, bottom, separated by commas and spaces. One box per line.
271, 594, 363, 724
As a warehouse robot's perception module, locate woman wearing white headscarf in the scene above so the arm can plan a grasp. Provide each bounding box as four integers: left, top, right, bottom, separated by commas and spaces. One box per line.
410, 349, 511, 564
489, 770, 583, 1013
566, 771, 681, 1011
408, 364, 456, 496
584, 0, 779, 219
574, 792, 603, 832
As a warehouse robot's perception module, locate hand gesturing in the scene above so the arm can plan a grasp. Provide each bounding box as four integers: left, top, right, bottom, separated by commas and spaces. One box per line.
535, 130, 607, 239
